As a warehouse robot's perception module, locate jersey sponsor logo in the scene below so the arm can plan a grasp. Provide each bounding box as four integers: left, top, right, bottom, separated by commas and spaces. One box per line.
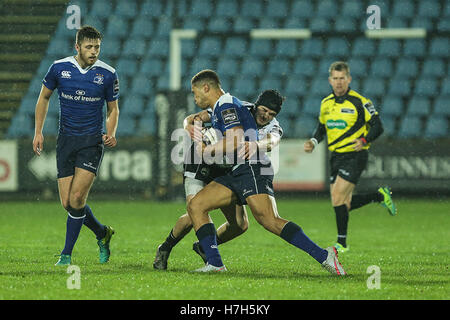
326, 119, 348, 130
113, 79, 119, 94
93, 74, 104, 85
61, 70, 71, 79
76, 90, 85, 96
364, 102, 377, 115
221, 108, 239, 125
341, 108, 355, 114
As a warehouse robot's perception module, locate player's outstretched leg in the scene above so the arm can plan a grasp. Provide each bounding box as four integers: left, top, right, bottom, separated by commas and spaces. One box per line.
321, 247, 347, 276
378, 186, 397, 216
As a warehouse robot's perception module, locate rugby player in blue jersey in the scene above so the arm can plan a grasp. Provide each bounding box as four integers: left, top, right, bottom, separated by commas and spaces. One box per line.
187, 70, 346, 275
153, 90, 284, 270
32, 26, 119, 266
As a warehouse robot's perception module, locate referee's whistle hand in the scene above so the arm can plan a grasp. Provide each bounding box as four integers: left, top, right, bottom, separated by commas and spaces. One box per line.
352, 139, 364, 151
303, 141, 314, 153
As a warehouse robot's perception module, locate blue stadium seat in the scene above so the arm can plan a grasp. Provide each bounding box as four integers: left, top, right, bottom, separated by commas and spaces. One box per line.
115, 58, 138, 77
249, 39, 273, 57
181, 39, 196, 58
130, 75, 154, 98
392, 0, 415, 18
90, 0, 113, 19
381, 96, 403, 117
283, 17, 308, 29
316, 0, 338, 18
334, 17, 357, 33
347, 58, 367, 78
292, 58, 317, 77
310, 78, 330, 97
223, 37, 248, 57
232, 76, 257, 100
190, 0, 214, 17
398, 116, 422, 138
215, 0, 238, 17
122, 38, 147, 58
302, 97, 322, 117
181, 17, 206, 31
429, 38, 449, 58
116, 116, 136, 137
136, 113, 156, 136
155, 16, 173, 37
424, 116, 448, 138
403, 39, 426, 58
370, 58, 393, 78
317, 58, 334, 77
362, 79, 385, 98
388, 78, 411, 97
300, 38, 324, 58
259, 76, 282, 92
189, 57, 214, 75
291, 0, 314, 19
440, 78, 450, 96
105, 16, 129, 40
7, 114, 33, 137
17, 96, 36, 116
351, 37, 376, 58
240, 57, 264, 77
241, 0, 263, 17
432, 96, 450, 116
147, 38, 169, 58
217, 57, 240, 78
406, 97, 431, 116
395, 58, 419, 78
99, 38, 121, 59
265, 1, 289, 18
232, 17, 254, 32
292, 115, 317, 138
340, 0, 364, 18
437, 19, 450, 32
417, 1, 441, 18
275, 40, 298, 57
115, 0, 137, 18
415, 78, 439, 97
380, 117, 396, 137
378, 40, 401, 58
122, 96, 146, 117
410, 17, 434, 31
208, 17, 231, 33
325, 37, 350, 58
140, 58, 165, 77
46, 38, 73, 57
267, 59, 291, 77
386, 17, 409, 28
130, 17, 155, 39
285, 77, 308, 98
140, 0, 163, 17
81, 15, 105, 34
309, 18, 332, 32
198, 37, 222, 58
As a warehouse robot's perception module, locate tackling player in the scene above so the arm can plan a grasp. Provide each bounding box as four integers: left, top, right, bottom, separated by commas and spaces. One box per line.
187, 70, 346, 275
32, 26, 119, 265
153, 90, 284, 270
303, 61, 396, 253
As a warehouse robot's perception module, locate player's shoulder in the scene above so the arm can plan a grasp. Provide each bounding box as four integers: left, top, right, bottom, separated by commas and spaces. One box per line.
50, 56, 74, 69
321, 93, 335, 104
347, 89, 371, 104
93, 59, 117, 75
217, 93, 239, 107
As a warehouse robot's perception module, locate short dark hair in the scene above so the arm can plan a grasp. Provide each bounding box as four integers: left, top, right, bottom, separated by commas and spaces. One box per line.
76, 25, 102, 45
329, 61, 350, 77
191, 69, 221, 88
255, 89, 285, 114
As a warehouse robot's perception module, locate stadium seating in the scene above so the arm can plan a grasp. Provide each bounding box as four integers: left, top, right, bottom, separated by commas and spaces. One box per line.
5, 0, 449, 140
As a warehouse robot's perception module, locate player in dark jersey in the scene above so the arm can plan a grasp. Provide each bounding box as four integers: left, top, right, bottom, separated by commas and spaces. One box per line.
153, 90, 284, 270
32, 26, 119, 266
187, 70, 346, 275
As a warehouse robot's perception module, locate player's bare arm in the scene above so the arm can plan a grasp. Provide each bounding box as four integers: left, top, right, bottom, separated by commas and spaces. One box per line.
33, 84, 53, 156
103, 99, 119, 147
204, 125, 244, 157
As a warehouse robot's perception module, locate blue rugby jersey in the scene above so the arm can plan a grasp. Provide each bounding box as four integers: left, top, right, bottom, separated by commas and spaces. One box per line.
43, 56, 119, 136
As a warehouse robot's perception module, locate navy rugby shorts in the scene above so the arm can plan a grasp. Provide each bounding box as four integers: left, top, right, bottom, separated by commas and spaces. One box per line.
56, 134, 104, 178
214, 163, 275, 206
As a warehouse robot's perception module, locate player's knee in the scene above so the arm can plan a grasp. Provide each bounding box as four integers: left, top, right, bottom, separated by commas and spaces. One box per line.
187, 198, 203, 217
331, 191, 346, 206
69, 191, 86, 209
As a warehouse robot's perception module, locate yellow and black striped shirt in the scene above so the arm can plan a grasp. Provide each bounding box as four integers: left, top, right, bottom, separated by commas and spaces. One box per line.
318, 89, 378, 153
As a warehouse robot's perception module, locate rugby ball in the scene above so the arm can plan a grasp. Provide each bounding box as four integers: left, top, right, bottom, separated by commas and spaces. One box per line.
201, 127, 219, 145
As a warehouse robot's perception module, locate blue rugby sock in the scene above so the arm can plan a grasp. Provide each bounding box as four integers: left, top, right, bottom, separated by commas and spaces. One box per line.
195, 223, 224, 267
280, 221, 328, 264
83, 204, 106, 240
61, 207, 86, 255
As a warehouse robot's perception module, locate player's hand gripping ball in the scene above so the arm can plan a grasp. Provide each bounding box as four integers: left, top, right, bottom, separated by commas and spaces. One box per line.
201, 127, 219, 145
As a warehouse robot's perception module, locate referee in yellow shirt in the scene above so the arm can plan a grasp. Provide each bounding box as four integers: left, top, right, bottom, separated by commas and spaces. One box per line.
304, 61, 397, 253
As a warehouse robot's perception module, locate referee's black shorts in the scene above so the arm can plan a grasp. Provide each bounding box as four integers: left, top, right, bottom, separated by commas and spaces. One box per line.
329, 150, 368, 185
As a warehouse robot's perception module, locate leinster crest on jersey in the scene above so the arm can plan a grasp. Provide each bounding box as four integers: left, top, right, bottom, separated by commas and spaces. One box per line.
93, 73, 104, 85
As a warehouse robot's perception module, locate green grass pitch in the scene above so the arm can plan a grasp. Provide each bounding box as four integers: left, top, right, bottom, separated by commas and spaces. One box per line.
0, 198, 448, 300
